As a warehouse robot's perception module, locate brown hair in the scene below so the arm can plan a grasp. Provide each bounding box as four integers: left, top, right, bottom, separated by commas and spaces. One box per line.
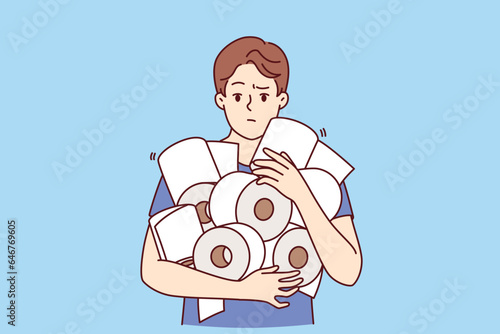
213, 36, 289, 96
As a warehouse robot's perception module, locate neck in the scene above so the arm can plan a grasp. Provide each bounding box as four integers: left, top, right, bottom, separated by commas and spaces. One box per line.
222, 130, 261, 166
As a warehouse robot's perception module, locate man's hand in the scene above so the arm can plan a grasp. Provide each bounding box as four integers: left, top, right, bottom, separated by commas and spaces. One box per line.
239, 266, 302, 308
253, 148, 309, 202
253, 148, 362, 286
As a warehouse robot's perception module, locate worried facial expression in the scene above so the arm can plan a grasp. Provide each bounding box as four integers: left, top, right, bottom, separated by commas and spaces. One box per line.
216, 64, 288, 140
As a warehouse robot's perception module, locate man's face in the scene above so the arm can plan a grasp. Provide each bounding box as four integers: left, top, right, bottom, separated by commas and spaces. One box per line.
216, 64, 288, 140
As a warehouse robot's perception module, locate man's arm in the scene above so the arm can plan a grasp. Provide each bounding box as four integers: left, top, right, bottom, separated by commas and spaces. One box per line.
293, 195, 362, 286
253, 148, 362, 286
141, 226, 302, 308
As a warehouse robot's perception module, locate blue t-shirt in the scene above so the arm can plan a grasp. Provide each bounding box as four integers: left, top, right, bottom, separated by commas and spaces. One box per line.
149, 163, 353, 327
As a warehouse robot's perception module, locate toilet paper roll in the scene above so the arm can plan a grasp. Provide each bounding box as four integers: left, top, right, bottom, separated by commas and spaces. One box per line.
198, 299, 225, 323
207, 141, 239, 178
291, 168, 342, 227
194, 223, 265, 322
178, 182, 215, 224
306, 140, 354, 184
251, 117, 318, 170
200, 221, 216, 232
148, 205, 203, 264
158, 138, 221, 204
148, 207, 177, 261
273, 227, 322, 287
266, 224, 323, 298
193, 223, 265, 280
209, 172, 292, 241
263, 223, 300, 268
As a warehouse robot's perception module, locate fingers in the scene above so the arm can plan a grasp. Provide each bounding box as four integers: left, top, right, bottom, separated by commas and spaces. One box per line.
274, 270, 301, 280
280, 151, 296, 167
257, 266, 301, 309
255, 177, 279, 189
276, 287, 299, 298
268, 287, 299, 308
253, 159, 289, 174
269, 299, 290, 309
262, 147, 292, 169
259, 265, 280, 274
279, 277, 303, 288
253, 168, 282, 181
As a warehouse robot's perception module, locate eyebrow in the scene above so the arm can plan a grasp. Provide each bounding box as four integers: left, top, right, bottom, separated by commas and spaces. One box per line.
255, 85, 269, 90
231, 81, 245, 85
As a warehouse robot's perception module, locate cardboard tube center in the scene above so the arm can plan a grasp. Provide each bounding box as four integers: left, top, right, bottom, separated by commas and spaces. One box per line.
180, 258, 194, 267
211, 245, 232, 268
254, 198, 274, 221
289, 246, 308, 269
196, 201, 211, 223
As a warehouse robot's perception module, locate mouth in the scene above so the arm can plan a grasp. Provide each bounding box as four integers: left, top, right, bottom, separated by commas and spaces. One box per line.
247, 119, 256, 122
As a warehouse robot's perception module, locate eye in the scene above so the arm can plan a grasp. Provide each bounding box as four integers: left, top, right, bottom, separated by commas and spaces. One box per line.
260, 94, 268, 102
233, 93, 242, 102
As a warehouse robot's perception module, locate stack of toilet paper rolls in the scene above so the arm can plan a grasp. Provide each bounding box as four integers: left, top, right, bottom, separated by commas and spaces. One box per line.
149, 118, 354, 322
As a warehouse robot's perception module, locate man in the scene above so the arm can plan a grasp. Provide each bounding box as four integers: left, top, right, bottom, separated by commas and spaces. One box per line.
141, 36, 362, 327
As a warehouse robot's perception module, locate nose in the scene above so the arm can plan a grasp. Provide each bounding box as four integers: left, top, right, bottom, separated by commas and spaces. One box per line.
246, 94, 252, 111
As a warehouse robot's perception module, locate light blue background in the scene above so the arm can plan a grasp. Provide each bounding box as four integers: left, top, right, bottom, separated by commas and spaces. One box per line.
1, 0, 499, 333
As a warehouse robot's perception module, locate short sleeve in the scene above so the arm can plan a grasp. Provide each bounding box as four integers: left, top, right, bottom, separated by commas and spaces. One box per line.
334, 182, 354, 219
149, 177, 174, 217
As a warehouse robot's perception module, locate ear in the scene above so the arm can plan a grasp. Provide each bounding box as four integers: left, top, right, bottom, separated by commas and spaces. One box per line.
215, 93, 225, 110
277, 92, 289, 109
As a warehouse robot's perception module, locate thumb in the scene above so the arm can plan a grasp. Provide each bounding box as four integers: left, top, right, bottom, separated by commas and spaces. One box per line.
280, 151, 295, 166
260, 265, 280, 274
